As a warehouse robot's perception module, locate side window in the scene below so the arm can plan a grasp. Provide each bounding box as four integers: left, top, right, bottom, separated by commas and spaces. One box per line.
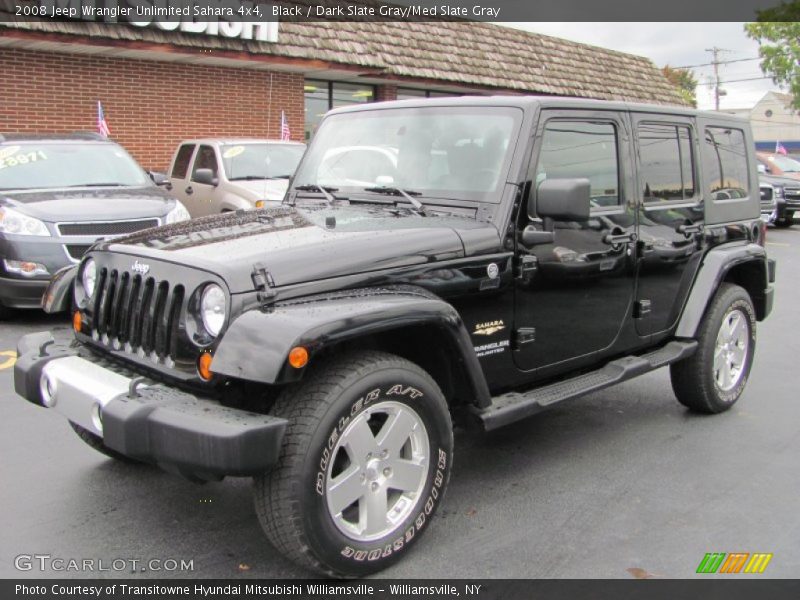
703, 127, 749, 199
192, 145, 218, 181
537, 120, 620, 208
638, 123, 696, 202
171, 144, 194, 179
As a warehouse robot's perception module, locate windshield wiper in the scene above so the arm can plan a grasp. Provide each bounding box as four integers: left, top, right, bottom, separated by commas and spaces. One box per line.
230, 175, 292, 181
67, 183, 126, 188
293, 184, 340, 206
363, 186, 426, 216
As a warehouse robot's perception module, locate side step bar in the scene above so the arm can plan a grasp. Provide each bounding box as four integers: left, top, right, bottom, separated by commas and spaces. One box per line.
474, 340, 698, 431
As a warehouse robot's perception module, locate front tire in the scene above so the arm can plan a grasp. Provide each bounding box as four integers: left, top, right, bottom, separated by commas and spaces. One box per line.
254, 351, 453, 577
775, 211, 794, 228
670, 283, 756, 413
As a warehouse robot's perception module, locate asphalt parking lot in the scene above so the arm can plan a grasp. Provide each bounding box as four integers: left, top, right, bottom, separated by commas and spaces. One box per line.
0, 227, 798, 580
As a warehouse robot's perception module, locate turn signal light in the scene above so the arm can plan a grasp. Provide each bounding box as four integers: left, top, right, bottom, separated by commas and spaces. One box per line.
72, 311, 82, 333
255, 200, 266, 208
288, 346, 309, 369
198, 352, 214, 381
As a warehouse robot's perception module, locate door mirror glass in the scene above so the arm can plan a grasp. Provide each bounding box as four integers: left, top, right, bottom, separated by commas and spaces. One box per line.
193, 168, 218, 186
531, 178, 591, 222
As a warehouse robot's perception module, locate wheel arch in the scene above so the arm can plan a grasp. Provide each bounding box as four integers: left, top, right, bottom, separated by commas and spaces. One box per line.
211, 288, 492, 409
676, 243, 772, 338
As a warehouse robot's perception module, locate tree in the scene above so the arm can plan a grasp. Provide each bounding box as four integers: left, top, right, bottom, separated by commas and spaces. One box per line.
662, 65, 698, 107
745, 4, 800, 111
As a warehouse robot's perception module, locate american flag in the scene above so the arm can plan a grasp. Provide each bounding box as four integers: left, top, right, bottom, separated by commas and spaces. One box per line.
280, 110, 291, 141
775, 141, 788, 156
97, 101, 110, 138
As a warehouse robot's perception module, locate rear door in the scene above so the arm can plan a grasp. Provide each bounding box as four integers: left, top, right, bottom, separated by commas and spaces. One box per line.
631, 114, 706, 338
168, 143, 196, 212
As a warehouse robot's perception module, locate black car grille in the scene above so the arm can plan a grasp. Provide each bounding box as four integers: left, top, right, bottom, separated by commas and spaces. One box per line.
92, 268, 184, 360
785, 188, 800, 201
65, 244, 92, 261
58, 219, 159, 237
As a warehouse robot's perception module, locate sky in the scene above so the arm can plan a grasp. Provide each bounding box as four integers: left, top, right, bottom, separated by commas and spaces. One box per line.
504, 22, 781, 110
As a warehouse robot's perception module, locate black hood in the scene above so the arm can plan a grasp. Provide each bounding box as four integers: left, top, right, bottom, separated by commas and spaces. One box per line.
99, 205, 501, 293
760, 173, 799, 188
0, 186, 176, 221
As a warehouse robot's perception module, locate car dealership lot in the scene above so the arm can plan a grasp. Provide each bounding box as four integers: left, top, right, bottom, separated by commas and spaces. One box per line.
0, 228, 798, 580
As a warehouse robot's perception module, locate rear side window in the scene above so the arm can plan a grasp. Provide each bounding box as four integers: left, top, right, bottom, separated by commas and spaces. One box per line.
638, 123, 696, 202
171, 144, 194, 179
703, 127, 749, 200
537, 120, 620, 207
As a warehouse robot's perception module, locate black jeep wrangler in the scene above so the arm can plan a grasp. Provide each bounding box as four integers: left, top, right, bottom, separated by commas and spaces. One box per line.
14, 97, 775, 577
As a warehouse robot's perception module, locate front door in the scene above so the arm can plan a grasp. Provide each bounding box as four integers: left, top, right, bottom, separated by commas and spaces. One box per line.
188, 145, 221, 217
513, 110, 637, 374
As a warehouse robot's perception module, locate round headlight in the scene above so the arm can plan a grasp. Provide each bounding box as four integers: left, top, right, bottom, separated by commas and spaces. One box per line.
200, 284, 226, 337
81, 259, 97, 297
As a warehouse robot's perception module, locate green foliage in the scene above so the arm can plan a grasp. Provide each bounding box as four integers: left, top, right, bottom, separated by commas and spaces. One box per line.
662, 65, 698, 107
745, 11, 800, 110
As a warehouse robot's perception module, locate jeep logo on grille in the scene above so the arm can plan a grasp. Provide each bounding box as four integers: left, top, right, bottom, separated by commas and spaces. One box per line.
131, 260, 150, 276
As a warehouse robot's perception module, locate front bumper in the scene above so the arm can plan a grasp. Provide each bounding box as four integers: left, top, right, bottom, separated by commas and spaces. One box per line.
14, 333, 287, 480
0, 275, 48, 309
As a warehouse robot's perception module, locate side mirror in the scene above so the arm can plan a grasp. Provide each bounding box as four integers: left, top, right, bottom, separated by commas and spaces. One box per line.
757, 164, 767, 174
193, 168, 219, 186
531, 178, 591, 222
149, 171, 171, 189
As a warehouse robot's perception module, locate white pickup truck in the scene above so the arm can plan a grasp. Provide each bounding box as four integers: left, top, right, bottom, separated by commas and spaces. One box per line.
167, 138, 305, 217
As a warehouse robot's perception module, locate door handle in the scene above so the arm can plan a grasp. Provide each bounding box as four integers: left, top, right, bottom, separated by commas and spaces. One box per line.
185, 186, 194, 195
676, 223, 702, 236
603, 231, 637, 245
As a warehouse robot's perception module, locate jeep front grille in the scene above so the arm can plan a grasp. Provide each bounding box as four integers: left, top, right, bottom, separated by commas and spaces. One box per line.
785, 188, 800, 201
92, 268, 184, 360
58, 219, 159, 237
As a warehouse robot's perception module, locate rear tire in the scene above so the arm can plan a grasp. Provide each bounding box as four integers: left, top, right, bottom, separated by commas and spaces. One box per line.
0, 301, 16, 321
253, 351, 453, 577
69, 422, 142, 463
670, 283, 756, 413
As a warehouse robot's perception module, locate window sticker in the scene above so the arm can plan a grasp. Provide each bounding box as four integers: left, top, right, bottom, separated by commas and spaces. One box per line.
0, 149, 48, 170
223, 146, 245, 159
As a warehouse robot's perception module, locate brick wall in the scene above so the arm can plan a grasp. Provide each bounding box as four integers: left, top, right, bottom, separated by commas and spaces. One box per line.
0, 48, 305, 171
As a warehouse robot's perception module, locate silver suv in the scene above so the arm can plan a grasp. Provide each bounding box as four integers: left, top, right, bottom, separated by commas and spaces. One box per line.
167, 139, 306, 217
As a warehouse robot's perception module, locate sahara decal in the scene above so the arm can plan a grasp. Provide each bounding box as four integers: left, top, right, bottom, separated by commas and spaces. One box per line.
473, 320, 505, 336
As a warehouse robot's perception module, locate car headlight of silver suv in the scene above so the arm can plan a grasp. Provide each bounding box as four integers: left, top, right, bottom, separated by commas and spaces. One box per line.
165, 200, 191, 224
200, 284, 226, 337
81, 258, 97, 298
0, 207, 50, 236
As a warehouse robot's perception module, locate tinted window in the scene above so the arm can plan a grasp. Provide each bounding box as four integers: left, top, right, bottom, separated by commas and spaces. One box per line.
537, 121, 619, 207
638, 124, 695, 202
171, 144, 194, 179
192, 145, 218, 180
703, 127, 749, 200
221, 144, 305, 180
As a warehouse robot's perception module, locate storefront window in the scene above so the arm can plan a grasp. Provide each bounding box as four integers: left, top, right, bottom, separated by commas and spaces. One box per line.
304, 80, 375, 140
396, 88, 460, 100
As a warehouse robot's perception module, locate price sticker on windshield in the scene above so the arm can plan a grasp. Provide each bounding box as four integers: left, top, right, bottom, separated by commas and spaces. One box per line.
0, 148, 48, 170
223, 146, 245, 159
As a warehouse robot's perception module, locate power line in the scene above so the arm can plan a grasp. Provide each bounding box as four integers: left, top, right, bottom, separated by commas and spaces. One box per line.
673, 56, 762, 69
696, 76, 774, 86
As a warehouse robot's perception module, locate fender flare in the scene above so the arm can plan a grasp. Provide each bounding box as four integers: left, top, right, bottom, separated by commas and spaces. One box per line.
211, 287, 492, 407
676, 242, 770, 338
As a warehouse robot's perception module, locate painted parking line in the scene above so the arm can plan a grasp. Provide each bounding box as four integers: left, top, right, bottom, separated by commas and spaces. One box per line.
0, 350, 17, 370
766, 242, 790, 247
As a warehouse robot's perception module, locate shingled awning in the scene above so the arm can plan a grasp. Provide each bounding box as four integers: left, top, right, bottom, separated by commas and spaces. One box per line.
0, 11, 685, 105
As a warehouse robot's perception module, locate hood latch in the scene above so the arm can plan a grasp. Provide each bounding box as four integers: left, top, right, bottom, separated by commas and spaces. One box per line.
251, 262, 277, 307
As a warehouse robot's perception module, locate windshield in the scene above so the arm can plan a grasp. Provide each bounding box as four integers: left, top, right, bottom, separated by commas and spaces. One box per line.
292, 106, 522, 203
767, 154, 800, 173
0, 142, 150, 190
221, 144, 305, 180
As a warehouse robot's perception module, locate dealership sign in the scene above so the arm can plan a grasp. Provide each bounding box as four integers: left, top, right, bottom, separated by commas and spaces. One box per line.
36, 0, 280, 43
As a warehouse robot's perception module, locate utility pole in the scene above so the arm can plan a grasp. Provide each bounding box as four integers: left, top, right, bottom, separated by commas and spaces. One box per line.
706, 47, 730, 111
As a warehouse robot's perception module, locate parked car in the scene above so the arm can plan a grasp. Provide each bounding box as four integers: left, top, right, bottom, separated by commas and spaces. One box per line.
759, 179, 777, 224
760, 172, 799, 227
168, 139, 306, 217
0, 132, 189, 319
16, 98, 774, 577
756, 151, 800, 180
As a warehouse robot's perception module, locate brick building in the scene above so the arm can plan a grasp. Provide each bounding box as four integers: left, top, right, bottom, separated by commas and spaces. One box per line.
0, 10, 683, 171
